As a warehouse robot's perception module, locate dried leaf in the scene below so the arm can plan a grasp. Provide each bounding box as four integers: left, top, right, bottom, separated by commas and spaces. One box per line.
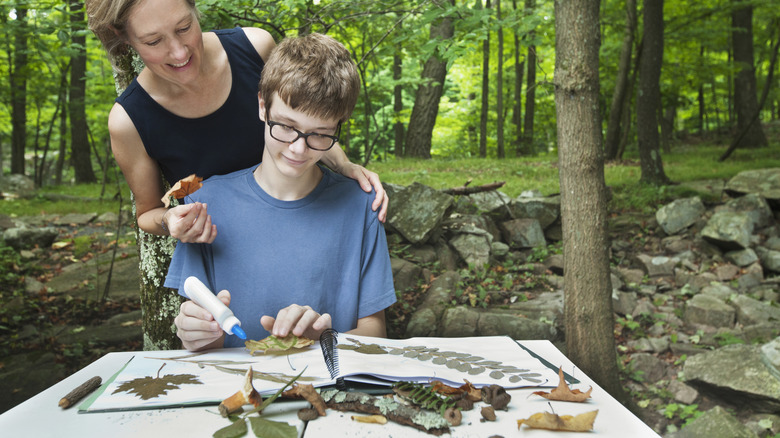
351, 414, 388, 424
517, 410, 598, 432
531, 367, 592, 402
51, 241, 72, 250
161, 174, 203, 207
282, 384, 326, 416
112, 373, 202, 400
431, 380, 481, 401
245, 334, 314, 354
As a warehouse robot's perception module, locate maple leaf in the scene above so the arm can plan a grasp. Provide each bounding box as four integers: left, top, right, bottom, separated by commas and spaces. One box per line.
517, 409, 598, 432
112, 371, 202, 400
161, 174, 203, 208
245, 334, 314, 355
531, 366, 592, 402
431, 380, 482, 401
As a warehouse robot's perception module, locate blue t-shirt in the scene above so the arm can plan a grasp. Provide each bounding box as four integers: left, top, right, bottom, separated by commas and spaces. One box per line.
116, 28, 265, 185
164, 166, 396, 347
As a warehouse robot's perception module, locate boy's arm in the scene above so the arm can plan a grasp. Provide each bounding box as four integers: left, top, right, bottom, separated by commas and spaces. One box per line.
346, 310, 387, 338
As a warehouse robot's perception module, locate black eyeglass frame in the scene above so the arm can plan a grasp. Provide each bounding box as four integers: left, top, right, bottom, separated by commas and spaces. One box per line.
266, 119, 342, 151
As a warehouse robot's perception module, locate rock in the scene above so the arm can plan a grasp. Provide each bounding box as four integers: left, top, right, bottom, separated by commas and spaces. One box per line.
52, 213, 98, 226
755, 247, 780, 273
699, 282, 735, 301
731, 295, 780, 326
440, 306, 479, 337
386, 182, 454, 244
635, 254, 678, 278
507, 196, 560, 229
701, 211, 754, 250
466, 191, 513, 217
0, 214, 17, 230
391, 258, 426, 293
499, 218, 546, 249
725, 248, 759, 267
683, 294, 735, 328
477, 311, 558, 341
667, 379, 699, 404
0, 174, 35, 198
725, 168, 780, 206
0, 351, 67, 414
96, 212, 119, 223
724, 193, 774, 230
405, 271, 460, 337
761, 337, 780, 371
544, 253, 564, 275
667, 405, 759, 438
490, 241, 510, 259
683, 344, 780, 413
2, 227, 59, 250
656, 197, 706, 235
715, 263, 740, 281
738, 262, 764, 290
450, 233, 492, 268
745, 413, 780, 437
630, 353, 669, 383
765, 236, 780, 251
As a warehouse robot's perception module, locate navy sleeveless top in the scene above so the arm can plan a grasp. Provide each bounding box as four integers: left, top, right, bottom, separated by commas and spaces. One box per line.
116, 28, 265, 185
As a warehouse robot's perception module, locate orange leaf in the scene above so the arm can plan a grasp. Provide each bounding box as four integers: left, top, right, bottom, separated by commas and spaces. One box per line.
517, 410, 598, 432
531, 367, 592, 402
161, 174, 203, 207
432, 380, 482, 401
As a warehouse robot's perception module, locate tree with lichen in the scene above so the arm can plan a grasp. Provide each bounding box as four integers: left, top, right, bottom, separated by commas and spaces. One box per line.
111, 53, 183, 351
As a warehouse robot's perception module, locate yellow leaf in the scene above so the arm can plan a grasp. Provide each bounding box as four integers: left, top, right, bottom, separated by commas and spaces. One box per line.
351, 415, 388, 424
517, 410, 598, 432
51, 241, 72, 250
245, 334, 314, 355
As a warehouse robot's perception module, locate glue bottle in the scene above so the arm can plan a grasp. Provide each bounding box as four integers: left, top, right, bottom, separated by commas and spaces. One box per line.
183, 276, 247, 340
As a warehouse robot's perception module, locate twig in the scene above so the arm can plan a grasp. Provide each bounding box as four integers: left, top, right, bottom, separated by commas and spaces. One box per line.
58, 376, 102, 409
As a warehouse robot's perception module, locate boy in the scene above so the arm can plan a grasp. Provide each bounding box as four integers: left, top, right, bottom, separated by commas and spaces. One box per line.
166, 33, 396, 351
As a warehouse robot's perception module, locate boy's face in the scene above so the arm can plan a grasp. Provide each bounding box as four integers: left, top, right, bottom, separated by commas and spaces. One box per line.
258, 94, 340, 179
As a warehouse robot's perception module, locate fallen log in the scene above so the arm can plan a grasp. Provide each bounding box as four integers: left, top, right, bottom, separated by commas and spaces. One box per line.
441, 181, 505, 196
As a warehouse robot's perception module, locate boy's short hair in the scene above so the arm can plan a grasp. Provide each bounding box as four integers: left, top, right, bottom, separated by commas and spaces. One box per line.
260, 33, 360, 123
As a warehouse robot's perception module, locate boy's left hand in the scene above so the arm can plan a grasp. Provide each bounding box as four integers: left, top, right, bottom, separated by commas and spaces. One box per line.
260, 304, 332, 340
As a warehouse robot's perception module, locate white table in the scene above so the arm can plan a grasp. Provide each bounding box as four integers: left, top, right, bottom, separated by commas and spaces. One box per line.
0, 341, 660, 437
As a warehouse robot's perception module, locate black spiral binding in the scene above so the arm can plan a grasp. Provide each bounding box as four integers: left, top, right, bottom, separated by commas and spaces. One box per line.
319, 328, 346, 390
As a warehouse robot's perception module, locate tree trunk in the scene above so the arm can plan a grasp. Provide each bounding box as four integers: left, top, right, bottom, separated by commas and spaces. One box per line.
479, 0, 491, 158
496, 0, 505, 158
604, 0, 636, 161
405, 1, 455, 159
731, 0, 768, 148
393, 54, 404, 157
69, 1, 96, 183
113, 45, 183, 351
636, 0, 670, 185
513, 0, 524, 156
522, 0, 536, 155
554, 0, 626, 402
10, 7, 28, 175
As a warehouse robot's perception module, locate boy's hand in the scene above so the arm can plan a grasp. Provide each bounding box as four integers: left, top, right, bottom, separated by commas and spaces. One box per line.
260, 304, 332, 340
174, 290, 230, 351
166, 203, 217, 243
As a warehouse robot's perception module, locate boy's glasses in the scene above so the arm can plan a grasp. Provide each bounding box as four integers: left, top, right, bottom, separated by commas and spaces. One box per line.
267, 120, 341, 151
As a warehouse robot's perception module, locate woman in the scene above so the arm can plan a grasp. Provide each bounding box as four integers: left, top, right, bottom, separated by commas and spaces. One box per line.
86, 0, 387, 243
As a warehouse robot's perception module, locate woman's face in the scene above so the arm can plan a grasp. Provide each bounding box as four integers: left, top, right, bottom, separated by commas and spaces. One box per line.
124, 0, 203, 86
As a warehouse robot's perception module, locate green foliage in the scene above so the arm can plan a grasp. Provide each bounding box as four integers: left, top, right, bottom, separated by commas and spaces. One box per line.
663, 403, 703, 426
714, 332, 745, 346
526, 243, 562, 263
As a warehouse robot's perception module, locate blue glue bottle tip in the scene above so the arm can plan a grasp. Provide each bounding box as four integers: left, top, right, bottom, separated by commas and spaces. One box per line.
232, 325, 247, 340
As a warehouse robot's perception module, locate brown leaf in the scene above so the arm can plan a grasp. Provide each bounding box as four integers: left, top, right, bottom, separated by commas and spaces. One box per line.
282, 384, 326, 416
517, 409, 598, 432
112, 372, 202, 400
431, 379, 482, 401
161, 174, 203, 207
531, 367, 592, 402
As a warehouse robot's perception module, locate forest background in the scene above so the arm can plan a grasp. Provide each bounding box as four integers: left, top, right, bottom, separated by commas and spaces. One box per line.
1, 0, 780, 419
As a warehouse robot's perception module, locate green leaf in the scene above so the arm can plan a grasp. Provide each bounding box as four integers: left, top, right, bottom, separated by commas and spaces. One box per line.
213, 418, 247, 438
248, 417, 297, 438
